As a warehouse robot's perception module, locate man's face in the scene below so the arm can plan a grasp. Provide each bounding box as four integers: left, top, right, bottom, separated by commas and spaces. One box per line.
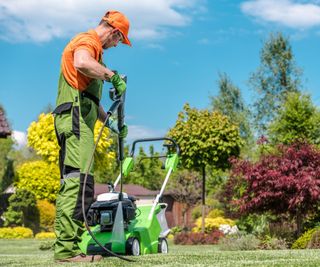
103, 29, 124, 49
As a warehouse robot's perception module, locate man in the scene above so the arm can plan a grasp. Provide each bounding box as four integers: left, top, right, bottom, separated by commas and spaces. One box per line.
53, 10, 131, 262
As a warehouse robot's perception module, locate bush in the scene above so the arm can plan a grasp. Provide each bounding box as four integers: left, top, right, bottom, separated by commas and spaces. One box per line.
193, 216, 235, 233
236, 214, 272, 237
170, 226, 183, 235
3, 189, 39, 232
207, 209, 224, 219
0, 227, 33, 239
174, 231, 224, 245
268, 219, 296, 245
16, 161, 60, 203
307, 230, 320, 249
291, 227, 320, 249
191, 205, 202, 220
37, 200, 55, 232
35, 232, 55, 239
218, 234, 260, 251
259, 236, 288, 250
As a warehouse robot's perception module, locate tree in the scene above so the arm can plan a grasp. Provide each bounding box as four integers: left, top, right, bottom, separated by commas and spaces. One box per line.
125, 145, 164, 190
250, 32, 302, 135
168, 103, 243, 232
3, 188, 39, 232
268, 92, 320, 145
0, 138, 14, 192
0, 105, 13, 191
27, 113, 116, 180
168, 169, 202, 227
211, 73, 252, 144
229, 142, 320, 235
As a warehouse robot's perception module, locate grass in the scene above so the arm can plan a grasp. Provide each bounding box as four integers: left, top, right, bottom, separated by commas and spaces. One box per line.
1, 239, 320, 266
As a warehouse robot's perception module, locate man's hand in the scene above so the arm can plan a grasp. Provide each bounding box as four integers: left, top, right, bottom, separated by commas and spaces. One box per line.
119, 124, 128, 138
106, 118, 128, 138
110, 73, 126, 95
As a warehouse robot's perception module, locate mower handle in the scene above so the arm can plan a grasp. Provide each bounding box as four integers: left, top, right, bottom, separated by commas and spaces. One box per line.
129, 137, 180, 157
108, 75, 127, 162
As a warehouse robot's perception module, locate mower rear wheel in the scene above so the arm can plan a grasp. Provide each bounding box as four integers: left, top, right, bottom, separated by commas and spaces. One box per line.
158, 238, 168, 253
126, 237, 140, 256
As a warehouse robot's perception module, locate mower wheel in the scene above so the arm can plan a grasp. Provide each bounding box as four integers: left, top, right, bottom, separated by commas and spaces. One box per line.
158, 238, 168, 253
126, 237, 140, 256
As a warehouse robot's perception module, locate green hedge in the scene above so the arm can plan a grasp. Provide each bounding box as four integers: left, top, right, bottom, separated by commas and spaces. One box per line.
292, 227, 320, 249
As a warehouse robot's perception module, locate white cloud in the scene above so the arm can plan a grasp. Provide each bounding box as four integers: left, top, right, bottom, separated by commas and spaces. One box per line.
197, 37, 210, 45
0, 0, 205, 43
241, 0, 320, 29
127, 125, 166, 141
11, 130, 27, 149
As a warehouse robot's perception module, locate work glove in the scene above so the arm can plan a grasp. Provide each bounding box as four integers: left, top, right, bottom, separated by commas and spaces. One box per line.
106, 118, 128, 138
119, 124, 128, 139
110, 73, 126, 96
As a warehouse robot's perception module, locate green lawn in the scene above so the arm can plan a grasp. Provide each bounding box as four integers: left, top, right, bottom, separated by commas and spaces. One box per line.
1, 239, 320, 267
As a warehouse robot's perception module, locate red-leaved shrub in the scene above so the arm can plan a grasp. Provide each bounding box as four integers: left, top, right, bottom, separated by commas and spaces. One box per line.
225, 142, 320, 234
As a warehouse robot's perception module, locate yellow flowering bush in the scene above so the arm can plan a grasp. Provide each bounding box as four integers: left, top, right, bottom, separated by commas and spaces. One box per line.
16, 161, 60, 203
28, 113, 59, 163
37, 200, 56, 231
0, 227, 33, 239
207, 209, 225, 219
35, 232, 56, 239
192, 216, 236, 233
94, 120, 116, 172
27, 113, 116, 174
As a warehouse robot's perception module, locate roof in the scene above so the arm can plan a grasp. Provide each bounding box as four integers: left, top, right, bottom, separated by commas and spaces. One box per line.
94, 183, 159, 198
3, 184, 15, 194
0, 108, 11, 138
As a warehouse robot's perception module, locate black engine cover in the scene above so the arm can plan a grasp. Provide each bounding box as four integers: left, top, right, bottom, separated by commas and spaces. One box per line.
87, 197, 136, 232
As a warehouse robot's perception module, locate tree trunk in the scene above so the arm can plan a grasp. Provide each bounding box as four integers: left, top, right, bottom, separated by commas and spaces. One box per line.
201, 165, 206, 233
296, 210, 303, 237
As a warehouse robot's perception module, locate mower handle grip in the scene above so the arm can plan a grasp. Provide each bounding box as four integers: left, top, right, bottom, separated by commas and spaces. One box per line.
129, 137, 180, 157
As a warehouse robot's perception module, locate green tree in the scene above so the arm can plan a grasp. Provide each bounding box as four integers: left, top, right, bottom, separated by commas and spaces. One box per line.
211, 73, 252, 143
125, 145, 164, 190
3, 188, 39, 232
168, 103, 243, 232
0, 138, 13, 192
250, 32, 302, 135
268, 92, 320, 145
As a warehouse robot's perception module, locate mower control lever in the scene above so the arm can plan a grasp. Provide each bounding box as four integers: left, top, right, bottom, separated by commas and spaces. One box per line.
107, 182, 115, 192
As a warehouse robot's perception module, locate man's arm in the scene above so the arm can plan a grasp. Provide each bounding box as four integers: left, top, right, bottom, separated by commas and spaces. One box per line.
74, 49, 114, 81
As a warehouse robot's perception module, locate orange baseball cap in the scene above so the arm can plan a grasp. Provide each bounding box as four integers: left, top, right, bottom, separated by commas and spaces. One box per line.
102, 10, 131, 46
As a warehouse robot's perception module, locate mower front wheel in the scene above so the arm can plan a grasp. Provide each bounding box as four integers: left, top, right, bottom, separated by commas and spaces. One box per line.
126, 237, 140, 256
158, 238, 168, 253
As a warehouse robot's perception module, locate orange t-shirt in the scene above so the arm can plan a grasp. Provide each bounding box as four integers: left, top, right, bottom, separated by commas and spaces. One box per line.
61, 29, 103, 91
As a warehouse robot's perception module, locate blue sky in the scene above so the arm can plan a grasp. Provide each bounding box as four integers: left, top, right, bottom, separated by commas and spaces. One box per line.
1, 0, 320, 147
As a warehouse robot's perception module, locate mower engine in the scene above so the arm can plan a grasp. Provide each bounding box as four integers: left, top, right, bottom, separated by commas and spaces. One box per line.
86, 192, 137, 232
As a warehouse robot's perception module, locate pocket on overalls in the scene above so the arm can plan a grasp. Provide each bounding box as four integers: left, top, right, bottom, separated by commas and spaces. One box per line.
80, 97, 92, 120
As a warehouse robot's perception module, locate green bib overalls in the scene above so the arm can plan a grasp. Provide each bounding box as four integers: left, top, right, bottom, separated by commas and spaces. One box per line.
53, 72, 102, 260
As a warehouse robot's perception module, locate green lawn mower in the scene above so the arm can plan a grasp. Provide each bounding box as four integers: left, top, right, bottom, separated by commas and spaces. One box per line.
78, 76, 180, 260
79, 137, 179, 257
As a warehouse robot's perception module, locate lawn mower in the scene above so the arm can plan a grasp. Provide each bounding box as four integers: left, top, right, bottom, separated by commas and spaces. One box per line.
78, 76, 180, 260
